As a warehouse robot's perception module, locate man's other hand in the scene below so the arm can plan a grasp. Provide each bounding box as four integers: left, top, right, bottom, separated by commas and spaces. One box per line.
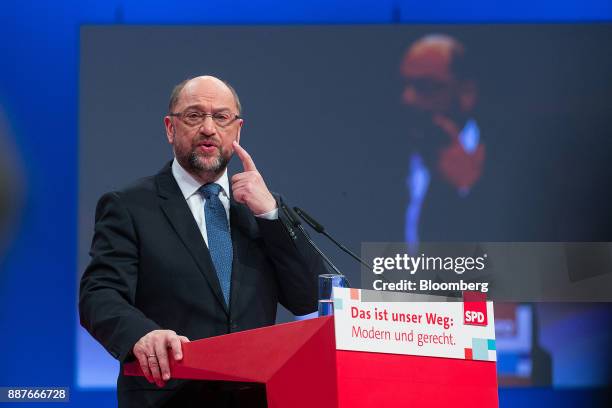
132, 330, 190, 388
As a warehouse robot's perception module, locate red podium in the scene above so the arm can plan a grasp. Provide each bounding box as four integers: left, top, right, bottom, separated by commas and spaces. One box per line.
125, 316, 498, 407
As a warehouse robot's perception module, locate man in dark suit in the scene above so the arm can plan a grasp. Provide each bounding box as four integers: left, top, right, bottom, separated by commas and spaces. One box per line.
79, 76, 324, 407
399, 34, 496, 247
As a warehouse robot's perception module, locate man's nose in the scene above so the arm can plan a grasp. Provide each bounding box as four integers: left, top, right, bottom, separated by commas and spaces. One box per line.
199, 115, 216, 134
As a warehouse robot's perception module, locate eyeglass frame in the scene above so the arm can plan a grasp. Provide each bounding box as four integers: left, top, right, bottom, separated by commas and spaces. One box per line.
168, 110, 243, 128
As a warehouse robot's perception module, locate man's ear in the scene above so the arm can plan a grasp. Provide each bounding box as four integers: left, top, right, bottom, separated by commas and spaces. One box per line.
459, 80, 477, 113
235, 119, 243, 144
164, 116, 174, 144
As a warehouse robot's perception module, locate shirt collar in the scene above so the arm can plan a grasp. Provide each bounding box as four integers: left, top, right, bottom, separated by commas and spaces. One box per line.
171, 158, 230, 200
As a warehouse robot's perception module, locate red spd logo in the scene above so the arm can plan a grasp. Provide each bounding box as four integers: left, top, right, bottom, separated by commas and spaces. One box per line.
463, 292, 488, 326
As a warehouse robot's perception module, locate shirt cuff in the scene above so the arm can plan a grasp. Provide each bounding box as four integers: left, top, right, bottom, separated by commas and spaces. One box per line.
255, 208, 279, 220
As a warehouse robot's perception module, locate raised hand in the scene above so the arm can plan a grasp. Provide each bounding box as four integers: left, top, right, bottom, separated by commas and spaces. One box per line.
231, 141, 277, 215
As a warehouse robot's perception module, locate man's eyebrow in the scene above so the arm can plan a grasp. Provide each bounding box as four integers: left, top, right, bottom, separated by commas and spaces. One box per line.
182, 104, 233, 112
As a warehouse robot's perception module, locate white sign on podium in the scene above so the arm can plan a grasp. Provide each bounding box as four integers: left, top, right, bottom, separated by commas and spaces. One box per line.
332, 288, 496, 362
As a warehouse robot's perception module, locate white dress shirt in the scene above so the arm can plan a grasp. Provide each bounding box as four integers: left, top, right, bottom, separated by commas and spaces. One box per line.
171, 159, 278, 247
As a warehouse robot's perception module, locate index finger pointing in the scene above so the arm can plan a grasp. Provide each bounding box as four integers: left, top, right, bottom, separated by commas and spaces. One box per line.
233, 141, 257, 172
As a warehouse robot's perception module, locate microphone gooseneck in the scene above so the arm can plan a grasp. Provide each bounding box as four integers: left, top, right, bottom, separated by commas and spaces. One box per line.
280, 203, 343, 275
293, 206, 373, 270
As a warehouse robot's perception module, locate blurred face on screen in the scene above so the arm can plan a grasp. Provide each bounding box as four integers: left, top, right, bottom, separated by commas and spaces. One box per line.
400, 35, 484, 191
164, 76, 243, 180
400, 35, 476, 129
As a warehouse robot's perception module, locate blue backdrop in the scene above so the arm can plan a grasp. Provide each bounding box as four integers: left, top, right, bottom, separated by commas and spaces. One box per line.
1, 1, 611, 407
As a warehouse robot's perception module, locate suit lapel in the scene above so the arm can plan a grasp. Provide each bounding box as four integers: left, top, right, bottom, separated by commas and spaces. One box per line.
155, 164, 229, 315
228, 199, 258, 315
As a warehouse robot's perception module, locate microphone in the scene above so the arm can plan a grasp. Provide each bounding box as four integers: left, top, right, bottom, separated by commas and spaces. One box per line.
293, 207, 373, 271
279, 202, 343, 275
293, 206, 324, 233
280, 203, 301, 229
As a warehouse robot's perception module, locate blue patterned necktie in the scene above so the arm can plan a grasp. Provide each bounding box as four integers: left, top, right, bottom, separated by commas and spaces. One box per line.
200, 183, 233, 306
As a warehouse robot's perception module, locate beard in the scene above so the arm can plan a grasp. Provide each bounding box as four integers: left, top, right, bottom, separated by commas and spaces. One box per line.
403, 106, 469, 163
175, 139, 231, 177
404, 108, 446, 158
187, 147, 229, 174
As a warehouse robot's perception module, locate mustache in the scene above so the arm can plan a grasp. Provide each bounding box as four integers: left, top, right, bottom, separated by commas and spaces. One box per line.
193, 137, 222, 147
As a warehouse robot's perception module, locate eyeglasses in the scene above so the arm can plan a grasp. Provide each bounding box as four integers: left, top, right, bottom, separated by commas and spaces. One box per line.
169, 110, 241, 128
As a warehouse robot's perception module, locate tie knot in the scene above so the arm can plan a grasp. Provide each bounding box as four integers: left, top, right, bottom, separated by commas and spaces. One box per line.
200, 183, 223, 199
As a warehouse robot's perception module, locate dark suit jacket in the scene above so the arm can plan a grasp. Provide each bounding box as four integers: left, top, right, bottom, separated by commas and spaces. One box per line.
79, 162, 323, 407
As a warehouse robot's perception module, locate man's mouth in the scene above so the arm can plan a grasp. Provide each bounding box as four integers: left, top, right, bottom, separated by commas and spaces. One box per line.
196, 141, 219, 154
